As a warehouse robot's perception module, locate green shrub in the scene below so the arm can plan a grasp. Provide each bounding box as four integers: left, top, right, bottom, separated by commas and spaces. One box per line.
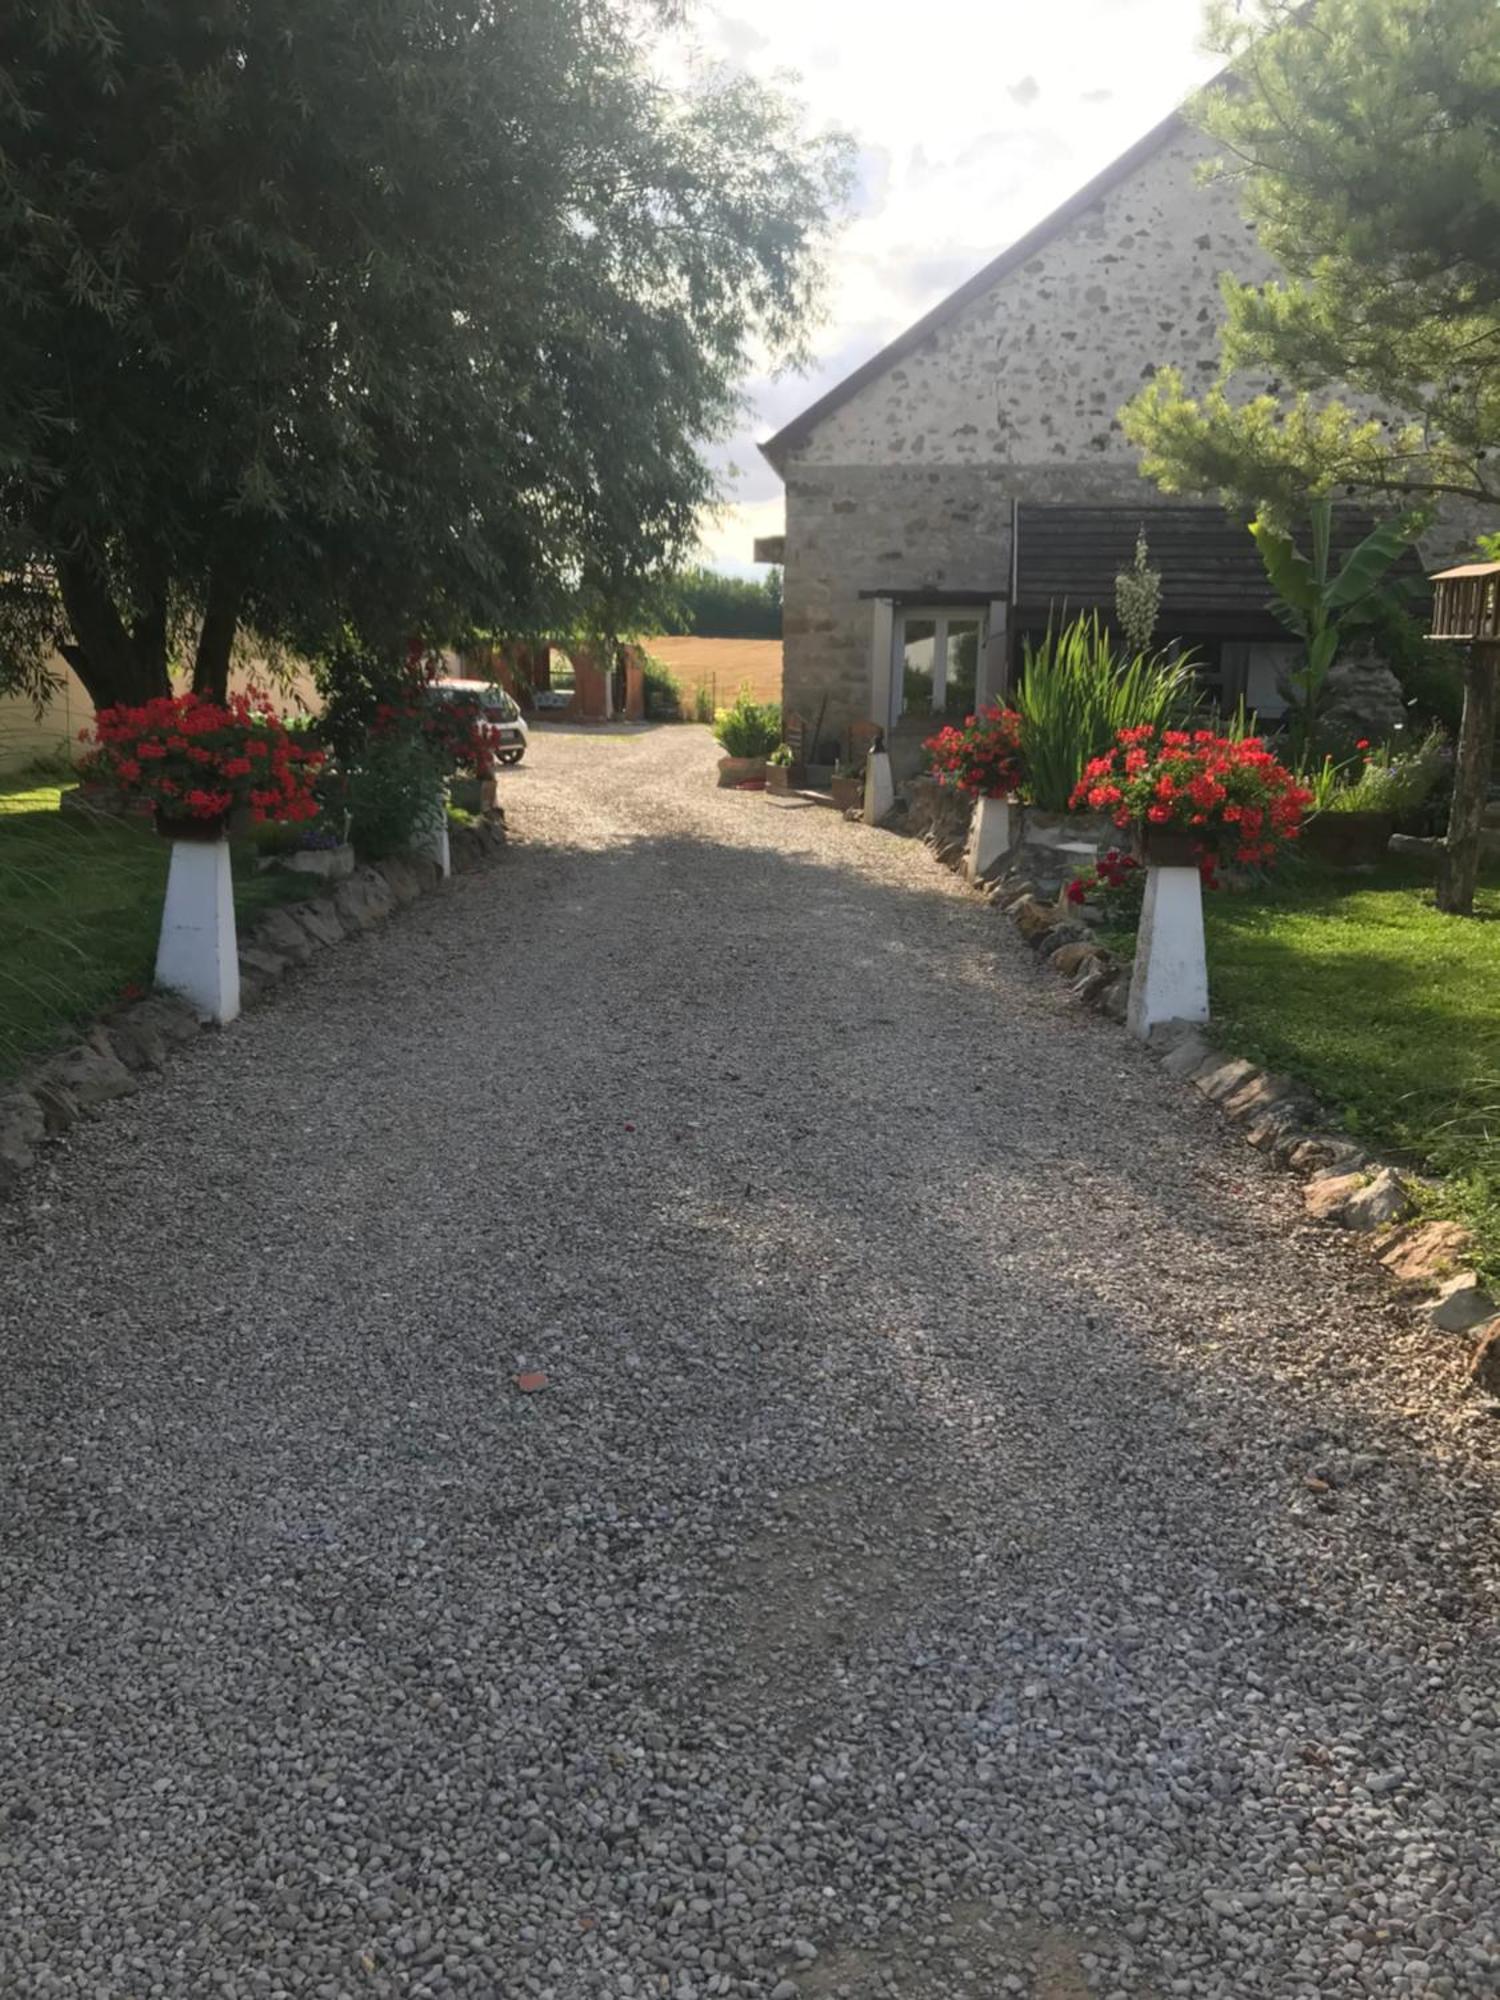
712, 686, 780, 758
642, 654, 682, 719
689, 681, 715, 725
1014, 614, 1196, 811
344, 727, 445, 859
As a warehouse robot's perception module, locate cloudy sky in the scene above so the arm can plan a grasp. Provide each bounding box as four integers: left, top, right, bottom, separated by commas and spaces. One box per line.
678, 0, 1223, 576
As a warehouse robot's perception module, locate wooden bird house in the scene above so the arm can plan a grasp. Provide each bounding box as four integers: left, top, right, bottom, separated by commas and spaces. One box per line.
1429, 561, 1500, 645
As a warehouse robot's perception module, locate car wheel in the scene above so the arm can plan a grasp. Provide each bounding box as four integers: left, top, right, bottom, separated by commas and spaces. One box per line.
499, 747, 526, 765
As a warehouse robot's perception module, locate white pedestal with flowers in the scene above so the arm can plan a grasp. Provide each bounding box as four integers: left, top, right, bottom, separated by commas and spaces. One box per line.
1127, 834, 1210, 1040
1070, 728, 1311, 1043
81, 692, 324, 1027
966, 794, 1018, 883
156, 830, 241, 1024
923, 705, 1025, 881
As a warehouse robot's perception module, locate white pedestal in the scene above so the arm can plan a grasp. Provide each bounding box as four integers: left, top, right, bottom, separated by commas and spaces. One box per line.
155, 838, 240, 1024
1127, 864, 1209, 1040
412, 791, 452, 878
966, 794, 1016, 883
863, 749, 895, 825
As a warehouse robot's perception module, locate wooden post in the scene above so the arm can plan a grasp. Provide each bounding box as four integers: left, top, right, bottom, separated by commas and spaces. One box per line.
1437, 643, 1498, 916
1427, 563, 1500, 918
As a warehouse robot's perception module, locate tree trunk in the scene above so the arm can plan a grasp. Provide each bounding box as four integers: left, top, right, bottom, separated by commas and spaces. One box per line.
192, 560, 242, 700
56, 556, 170, 711
1436, 643, 1499, 916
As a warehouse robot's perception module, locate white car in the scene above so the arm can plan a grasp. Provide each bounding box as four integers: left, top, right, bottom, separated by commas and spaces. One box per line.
430, 678, 530, 765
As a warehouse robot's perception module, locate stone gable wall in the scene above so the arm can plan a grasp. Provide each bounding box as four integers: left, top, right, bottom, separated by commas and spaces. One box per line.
781, 127, 1274, 740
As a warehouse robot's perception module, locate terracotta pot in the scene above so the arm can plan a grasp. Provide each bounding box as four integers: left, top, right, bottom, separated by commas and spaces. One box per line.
717, 755, 768, 789
1132, 821, 1201, 868
766, 763, 806, 794
155, 810, 229, 843
1300, 810, 1394, 869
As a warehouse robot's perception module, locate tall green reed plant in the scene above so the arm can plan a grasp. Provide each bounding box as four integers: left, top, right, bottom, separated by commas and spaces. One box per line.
1014, 613, 1197, 810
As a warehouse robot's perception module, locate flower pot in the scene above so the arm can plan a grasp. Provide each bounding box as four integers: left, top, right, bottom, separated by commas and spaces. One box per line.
155, 810, 229, 843
1132, 822, 1201, 869
830, 775, 864, 812
766, 763, 806, 794
1300, 810, 1395, 869
717, 755, 768, 789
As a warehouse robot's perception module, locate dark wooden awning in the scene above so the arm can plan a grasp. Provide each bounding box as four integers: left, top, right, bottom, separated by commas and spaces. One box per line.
1014, 504, 1426, 636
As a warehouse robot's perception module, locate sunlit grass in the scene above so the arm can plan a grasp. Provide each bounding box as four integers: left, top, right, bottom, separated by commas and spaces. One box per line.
0, 773, 311, 1081
1204, 854, 1500, 1279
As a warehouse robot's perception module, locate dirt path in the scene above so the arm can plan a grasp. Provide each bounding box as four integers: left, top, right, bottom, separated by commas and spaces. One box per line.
1, 724, 1497, 1999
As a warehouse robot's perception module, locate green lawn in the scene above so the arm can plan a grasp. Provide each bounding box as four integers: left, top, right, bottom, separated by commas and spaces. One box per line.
1202, 854, 1500, 1279
0, 774, 313, 1083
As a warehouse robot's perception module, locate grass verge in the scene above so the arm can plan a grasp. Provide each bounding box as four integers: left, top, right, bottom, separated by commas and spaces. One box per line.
0, 775, 314, 1084
1200, 854, 1500, 1281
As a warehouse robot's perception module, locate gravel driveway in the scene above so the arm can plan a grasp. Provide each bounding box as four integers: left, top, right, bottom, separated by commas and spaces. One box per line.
3, 723, 1499, 2000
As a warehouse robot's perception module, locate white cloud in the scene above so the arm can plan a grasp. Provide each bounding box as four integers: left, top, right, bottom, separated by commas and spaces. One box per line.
671, 0, 1221, 569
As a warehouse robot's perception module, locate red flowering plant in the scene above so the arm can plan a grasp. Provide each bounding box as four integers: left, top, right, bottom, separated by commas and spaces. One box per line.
1070, 725, 1312, 871
370, 685, 504, 778
81, 691, 324, 829
923, 705, 1024, 797
1064, 847, 1147, 917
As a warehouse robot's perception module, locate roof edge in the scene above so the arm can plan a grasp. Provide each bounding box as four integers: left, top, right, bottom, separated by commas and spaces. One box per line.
758, 102, 1190, 475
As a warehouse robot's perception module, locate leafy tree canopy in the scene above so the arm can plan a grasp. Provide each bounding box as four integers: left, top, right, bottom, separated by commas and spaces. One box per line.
0, 1, 848, 709
648, 565, 782, 639
1121, 0, 1500, 522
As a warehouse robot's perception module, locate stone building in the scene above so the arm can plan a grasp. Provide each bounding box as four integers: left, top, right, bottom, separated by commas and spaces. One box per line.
757, 106, 1439, 769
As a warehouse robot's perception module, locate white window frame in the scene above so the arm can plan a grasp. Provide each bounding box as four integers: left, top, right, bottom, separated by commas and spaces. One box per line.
889, 604, 989, 729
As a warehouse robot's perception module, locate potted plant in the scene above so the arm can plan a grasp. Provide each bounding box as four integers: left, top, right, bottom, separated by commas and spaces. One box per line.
1300, 728, 1448, 868
80, 690, 323, 1022
1072, 724, 1312, 878
713, 686, 781, 787
81, 690, 324, 841
766, 742, 805, 794
830, 756, 865, 812
924, 704, 1025, 877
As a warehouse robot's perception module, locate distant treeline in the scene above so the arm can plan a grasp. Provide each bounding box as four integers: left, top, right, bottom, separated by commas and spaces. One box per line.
651, 565, 782, 639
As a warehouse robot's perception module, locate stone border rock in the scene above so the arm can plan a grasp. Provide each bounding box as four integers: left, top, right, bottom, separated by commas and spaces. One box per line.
911, 804, 1500, 1399
0, 816, 507, 1204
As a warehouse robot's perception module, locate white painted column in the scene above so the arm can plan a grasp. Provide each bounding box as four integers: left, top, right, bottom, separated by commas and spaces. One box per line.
863, 748, 895, 825
868, 598, 896, 734
965, 794, 1016, 883
412, 789, 452, 878
155, 837, 240, 1025
978, 599, 1010, 707
1127, 865, 1209, 1039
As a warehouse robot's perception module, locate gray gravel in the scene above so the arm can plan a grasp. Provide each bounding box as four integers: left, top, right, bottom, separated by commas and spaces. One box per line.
2, 721, 1499, 2000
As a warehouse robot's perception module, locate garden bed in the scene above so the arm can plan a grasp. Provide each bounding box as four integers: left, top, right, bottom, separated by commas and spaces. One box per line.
0, 773, 315, 1083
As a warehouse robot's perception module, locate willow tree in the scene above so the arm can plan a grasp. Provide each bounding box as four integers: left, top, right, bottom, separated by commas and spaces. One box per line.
0, 1, 848, 709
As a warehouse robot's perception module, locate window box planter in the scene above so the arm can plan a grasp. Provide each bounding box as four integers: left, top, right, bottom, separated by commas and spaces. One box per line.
717, 755, 768, 788
830, 773, 864, 812
1132, 822, 1202, 869
1300, 810, 1394, 869
766, 762, 806, 794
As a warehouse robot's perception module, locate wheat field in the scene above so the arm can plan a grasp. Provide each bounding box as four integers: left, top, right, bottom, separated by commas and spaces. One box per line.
641, 637, 782, 709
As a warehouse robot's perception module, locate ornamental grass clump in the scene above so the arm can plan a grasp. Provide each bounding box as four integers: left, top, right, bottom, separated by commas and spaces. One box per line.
1013, 614, 1196, 811
1072, 725, 1312, 872
80, 690, 324, 828
923, 705, 1024, 797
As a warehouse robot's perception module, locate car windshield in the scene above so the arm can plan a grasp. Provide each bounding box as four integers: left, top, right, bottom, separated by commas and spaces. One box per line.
432, 683, 519, 722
